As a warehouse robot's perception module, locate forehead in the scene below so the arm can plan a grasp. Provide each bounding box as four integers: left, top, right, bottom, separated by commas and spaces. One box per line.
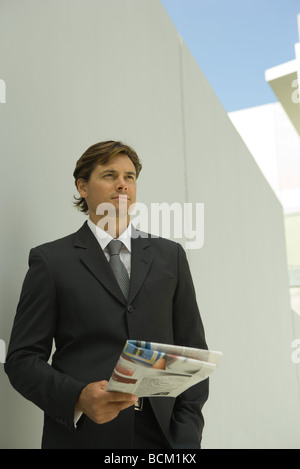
99, 153, 136, 172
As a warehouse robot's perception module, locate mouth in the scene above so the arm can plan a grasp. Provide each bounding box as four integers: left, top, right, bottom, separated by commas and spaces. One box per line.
111, 194, 130, 201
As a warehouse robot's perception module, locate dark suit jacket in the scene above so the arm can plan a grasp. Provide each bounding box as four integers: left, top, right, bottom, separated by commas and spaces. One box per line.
5, 221, 209, 449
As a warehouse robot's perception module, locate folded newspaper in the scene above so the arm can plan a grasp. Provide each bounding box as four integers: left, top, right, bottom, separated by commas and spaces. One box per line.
106, 340, 222, 398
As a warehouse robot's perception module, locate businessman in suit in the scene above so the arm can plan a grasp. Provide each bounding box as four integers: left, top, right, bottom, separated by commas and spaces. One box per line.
5, 141, 209, 449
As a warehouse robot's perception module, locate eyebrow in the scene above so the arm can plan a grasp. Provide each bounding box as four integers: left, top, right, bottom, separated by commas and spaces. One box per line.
100, 169, 136, 177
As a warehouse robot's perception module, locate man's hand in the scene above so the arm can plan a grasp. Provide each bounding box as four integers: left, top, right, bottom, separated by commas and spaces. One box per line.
75, 380, 138, 424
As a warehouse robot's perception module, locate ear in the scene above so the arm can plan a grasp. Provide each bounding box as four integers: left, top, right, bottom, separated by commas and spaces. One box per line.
77, 178, 88, 198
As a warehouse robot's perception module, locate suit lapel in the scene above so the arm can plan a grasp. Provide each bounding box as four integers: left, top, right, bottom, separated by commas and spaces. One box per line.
128, 228, 153, 303
74, 222, 127, 305
73, 222, 153, 305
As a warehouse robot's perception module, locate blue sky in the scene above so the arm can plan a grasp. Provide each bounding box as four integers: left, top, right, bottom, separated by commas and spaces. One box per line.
161, 0, 300, 112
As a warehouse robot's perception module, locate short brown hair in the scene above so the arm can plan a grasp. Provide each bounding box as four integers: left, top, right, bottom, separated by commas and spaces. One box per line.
73, 140, 142, 213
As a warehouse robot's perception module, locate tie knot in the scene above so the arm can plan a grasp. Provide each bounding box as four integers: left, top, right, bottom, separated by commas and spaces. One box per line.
107, 239, 123, 256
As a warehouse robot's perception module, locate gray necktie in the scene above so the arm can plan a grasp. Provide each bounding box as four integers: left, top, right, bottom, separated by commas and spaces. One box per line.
107, 240, 130, 299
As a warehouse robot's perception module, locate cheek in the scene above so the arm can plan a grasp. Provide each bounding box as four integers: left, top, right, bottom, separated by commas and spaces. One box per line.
86, 185, 108, 209
89, 182, 109, 198
130, 185, 137, 199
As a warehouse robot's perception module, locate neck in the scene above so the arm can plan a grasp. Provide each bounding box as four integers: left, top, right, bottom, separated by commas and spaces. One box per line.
89, 214, 130, 239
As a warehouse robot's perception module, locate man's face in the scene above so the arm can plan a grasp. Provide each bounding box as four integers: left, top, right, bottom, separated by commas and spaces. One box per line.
77, 153, 137, 224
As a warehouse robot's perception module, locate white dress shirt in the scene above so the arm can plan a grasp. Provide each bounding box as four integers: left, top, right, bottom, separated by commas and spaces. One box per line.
87, 218, 132, 277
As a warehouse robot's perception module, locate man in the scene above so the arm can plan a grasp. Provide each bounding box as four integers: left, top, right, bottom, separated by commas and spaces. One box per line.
5, 140, 209, 449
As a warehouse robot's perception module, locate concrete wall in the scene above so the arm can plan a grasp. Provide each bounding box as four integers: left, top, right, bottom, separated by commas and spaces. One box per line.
1, 0, 299, 448
229, 100, 300, 445
229, 102, 300, 213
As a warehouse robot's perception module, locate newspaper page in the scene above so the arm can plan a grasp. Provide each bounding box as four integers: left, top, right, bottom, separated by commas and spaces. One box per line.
106, 340, 222, 398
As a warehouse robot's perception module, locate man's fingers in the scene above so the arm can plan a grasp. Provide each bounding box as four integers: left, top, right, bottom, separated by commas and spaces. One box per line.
106, 390, 138, 404
97, 380, 109, 390
95, 381, 137, 403
76, 380, 138, 425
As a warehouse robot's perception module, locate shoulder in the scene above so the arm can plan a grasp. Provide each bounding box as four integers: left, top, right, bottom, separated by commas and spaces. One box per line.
32, 232, 75, 254
133, 227, 186, 255
29, 223, 88, 262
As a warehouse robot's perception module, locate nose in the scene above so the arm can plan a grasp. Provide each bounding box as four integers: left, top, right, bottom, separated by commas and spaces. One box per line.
115, 176, 128, 192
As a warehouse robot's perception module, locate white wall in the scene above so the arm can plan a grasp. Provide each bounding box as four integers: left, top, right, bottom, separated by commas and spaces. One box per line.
229, 103, 300, 213
1, 0, 299, 449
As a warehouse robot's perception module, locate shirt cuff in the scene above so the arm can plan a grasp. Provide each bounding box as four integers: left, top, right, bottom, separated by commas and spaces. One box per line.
74, 409, 83, 428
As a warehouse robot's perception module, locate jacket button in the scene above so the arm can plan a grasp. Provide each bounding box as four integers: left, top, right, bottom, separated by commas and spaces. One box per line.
127, 304, 134, 313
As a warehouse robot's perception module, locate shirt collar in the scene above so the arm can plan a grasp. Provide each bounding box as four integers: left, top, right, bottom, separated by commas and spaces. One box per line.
87, 218, 132, 252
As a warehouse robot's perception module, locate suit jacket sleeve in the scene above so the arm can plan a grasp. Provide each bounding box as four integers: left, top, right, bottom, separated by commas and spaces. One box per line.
169, 243, 209, 448
4, 247, 86, 431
